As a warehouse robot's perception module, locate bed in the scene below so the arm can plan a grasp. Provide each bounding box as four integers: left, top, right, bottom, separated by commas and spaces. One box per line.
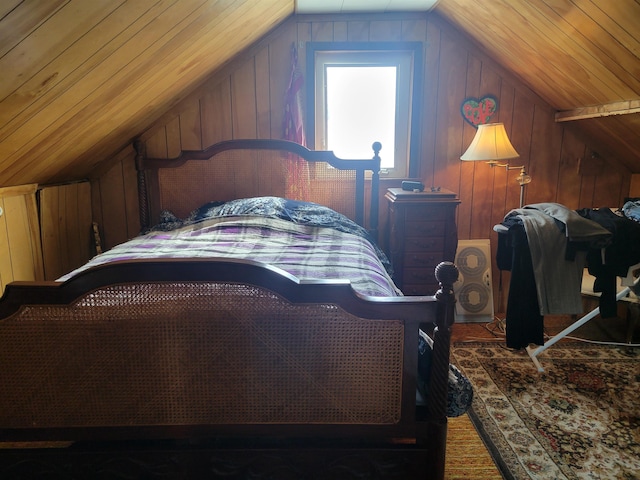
495, 200, 640, 371
0, 139, 461, 479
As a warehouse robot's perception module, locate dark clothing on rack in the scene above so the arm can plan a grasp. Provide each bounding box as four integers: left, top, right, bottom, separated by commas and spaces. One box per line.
496, 219, 544, 349
576, 208, 640, 317
496, 204, 612, 349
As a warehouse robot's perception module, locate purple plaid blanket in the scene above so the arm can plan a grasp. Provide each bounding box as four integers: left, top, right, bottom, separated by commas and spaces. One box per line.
60, 216, 402, 297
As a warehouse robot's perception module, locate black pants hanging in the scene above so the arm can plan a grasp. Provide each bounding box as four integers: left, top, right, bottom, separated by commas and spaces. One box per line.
497, 223, 545, 349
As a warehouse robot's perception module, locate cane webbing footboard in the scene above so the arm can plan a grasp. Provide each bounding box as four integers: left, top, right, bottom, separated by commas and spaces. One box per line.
0, 282, 404, 429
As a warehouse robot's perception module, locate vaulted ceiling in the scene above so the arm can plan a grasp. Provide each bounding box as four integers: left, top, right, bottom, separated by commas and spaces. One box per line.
1, 0, 639, 188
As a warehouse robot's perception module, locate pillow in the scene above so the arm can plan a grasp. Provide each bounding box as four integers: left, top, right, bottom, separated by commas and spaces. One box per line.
417, 329, 473, 417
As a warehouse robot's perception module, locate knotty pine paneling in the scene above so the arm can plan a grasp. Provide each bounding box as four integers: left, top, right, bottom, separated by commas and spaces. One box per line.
0, 184, 43, 295
93, 12, 633, 311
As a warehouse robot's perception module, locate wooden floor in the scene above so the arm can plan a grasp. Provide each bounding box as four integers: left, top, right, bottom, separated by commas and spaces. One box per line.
452, 308, 640, 345
445, 413, 503, 479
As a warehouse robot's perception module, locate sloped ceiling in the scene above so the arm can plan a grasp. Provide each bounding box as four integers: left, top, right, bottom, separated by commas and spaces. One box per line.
435, 0, 640, 175
1, 0, 639, 189
0, 0, 294, 187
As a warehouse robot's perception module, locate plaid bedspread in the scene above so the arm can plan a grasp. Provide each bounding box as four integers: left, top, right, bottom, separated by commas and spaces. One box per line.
60, 216, 402, 297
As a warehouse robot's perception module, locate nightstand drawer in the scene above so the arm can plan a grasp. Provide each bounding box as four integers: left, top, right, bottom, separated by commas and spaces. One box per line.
405, 207, 449, 222
404, 252, 441, 268
405, 221, 445, 237
404, 237, 445, 253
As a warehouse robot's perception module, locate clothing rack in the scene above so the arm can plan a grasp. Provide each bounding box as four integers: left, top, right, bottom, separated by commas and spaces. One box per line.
526, 263, 640, 372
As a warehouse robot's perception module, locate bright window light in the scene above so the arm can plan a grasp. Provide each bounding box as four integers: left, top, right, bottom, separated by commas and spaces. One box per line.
325, 66, 396, 169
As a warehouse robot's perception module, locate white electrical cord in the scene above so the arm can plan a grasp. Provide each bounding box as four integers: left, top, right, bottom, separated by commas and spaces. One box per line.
456, 316, 640, 349
542, 333, 640, 348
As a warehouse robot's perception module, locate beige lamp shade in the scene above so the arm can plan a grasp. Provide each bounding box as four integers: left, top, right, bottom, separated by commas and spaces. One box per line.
460, 123, 519, 161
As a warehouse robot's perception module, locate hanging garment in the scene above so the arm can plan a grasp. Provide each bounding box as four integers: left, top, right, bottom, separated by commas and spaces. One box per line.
576, 207, 640, 317
496, 220, 544, 349
497, 203, 612, 349
505, 203, 612, 315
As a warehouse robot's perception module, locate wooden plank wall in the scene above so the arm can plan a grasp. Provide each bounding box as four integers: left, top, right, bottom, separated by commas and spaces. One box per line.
91, 12, 632, 311
90, 145, 140, 251
0, 184, 43, 294
631, 174, 640, 197
39, 181, 94, 281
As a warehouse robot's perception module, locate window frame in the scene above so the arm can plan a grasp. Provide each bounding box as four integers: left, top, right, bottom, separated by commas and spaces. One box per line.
305, 41, 423, 178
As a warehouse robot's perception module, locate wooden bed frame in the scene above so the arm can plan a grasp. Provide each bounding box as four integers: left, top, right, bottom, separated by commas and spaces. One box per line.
0, 139, 458, 479
134, 138, 382, 239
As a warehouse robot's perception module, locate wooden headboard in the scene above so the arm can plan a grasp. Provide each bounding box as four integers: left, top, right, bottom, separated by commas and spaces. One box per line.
134, 139, 381, 238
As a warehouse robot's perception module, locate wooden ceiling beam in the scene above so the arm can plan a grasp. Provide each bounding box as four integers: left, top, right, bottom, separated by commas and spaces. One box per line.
555, 100, 640, 122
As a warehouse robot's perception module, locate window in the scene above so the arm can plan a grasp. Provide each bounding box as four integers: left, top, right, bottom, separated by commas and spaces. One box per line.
306, 42, 423, 178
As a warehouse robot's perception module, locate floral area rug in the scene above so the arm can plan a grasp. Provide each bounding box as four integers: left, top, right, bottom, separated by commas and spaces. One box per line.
451, 342, 640, 479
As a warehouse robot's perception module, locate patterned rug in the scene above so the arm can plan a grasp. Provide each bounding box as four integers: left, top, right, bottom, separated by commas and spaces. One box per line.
451, 342, 640, 480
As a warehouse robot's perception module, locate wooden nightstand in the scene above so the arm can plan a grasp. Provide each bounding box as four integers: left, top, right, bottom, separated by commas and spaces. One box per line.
385, 187, 460, 295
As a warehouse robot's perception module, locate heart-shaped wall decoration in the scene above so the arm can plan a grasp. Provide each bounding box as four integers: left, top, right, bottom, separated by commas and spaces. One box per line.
461, 96, 498, 127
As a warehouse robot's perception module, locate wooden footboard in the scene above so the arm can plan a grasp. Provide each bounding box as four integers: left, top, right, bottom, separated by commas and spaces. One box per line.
0, 259, 457, 479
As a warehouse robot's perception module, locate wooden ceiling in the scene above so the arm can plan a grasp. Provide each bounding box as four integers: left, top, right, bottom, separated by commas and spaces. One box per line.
0, 0, 293, 187
1, 0, 638, 189
435, 0, 640, 175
